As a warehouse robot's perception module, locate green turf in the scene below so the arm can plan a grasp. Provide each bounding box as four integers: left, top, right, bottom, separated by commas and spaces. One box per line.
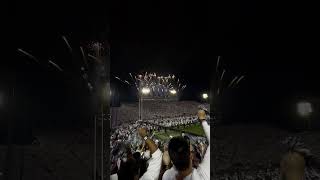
154, 130, 181, 142
177, 123, 205, 136
154, 123, 205, 141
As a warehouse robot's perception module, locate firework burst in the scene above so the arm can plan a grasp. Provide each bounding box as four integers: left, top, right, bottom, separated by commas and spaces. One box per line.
113, 72, 186, 98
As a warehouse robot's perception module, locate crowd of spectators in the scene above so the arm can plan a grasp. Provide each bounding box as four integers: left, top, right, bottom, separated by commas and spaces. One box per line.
143, 115, 199, 128
110, 109, 210, 180
111, 101, 209, 125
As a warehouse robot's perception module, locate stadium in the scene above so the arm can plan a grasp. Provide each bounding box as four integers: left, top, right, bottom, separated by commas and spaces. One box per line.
111, 100, 210, 139
109, 72, 211, 179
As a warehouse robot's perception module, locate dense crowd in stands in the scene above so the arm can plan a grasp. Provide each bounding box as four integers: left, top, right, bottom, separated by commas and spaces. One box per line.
110, 108, 210, 180
143, 115, 199, 128
111, 101, 209, 125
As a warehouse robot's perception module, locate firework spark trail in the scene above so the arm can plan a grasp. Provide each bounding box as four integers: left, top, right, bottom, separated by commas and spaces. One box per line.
129, 73, 134, 81
114, 76, 131, 86
49, 60, 63, 71
88, 54, 102, 64
216, 56, 221, 72
235, 75, 245, 86
134, 82, 139, 91
220, 69, 226, 81
80, 46, 88, 68
217, 88, 220, 95
62, 36, 72, 53
115, 76, 126, 84
17, 48, 40, 63
228, 76, 238, 88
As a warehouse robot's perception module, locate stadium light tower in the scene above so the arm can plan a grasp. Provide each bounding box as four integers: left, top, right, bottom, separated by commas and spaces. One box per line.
139, 87, 151, 121
297, 101, 312, 117
202, 93, 208, 100
169, 89, 177, 95
297, 101, 313, 130
141, 87, 151, 95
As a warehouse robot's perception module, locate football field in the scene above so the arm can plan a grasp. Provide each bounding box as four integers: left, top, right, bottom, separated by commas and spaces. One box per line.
154, 123, 205, 142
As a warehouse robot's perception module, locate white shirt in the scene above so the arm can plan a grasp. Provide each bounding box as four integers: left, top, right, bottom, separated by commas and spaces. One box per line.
110, 173, 118, 180
140, 148, 163, 180
162, 121, 210, 180
110, 149, 163, 180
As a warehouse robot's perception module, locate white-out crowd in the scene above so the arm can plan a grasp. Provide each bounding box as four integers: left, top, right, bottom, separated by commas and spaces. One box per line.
110, 112, 210, 180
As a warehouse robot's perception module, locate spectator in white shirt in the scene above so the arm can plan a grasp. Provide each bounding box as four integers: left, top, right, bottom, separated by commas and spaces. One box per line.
110, 128, 163, 180
162, 109, 210, 180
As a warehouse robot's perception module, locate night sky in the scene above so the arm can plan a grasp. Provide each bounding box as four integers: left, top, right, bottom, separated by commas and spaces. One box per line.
111, 1, 210, 102
1, 1, 319, 143
1, 1, 109, 143
110, 1, 320, 125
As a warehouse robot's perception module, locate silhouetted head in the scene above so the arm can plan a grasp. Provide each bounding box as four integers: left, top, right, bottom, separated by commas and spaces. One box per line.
168, 136, 191, 171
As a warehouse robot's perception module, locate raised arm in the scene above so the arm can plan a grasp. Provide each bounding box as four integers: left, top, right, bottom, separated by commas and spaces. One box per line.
138, 128, 157, 154
138, 128, 162, 180
198, 110, 210, 143
197, 110, 210, 180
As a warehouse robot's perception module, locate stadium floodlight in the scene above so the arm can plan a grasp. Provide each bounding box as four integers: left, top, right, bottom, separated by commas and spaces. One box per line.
141, 87, 151, 95
169, 89, 177, 95
297, 101, 312, 117
202, 93, 208, 100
